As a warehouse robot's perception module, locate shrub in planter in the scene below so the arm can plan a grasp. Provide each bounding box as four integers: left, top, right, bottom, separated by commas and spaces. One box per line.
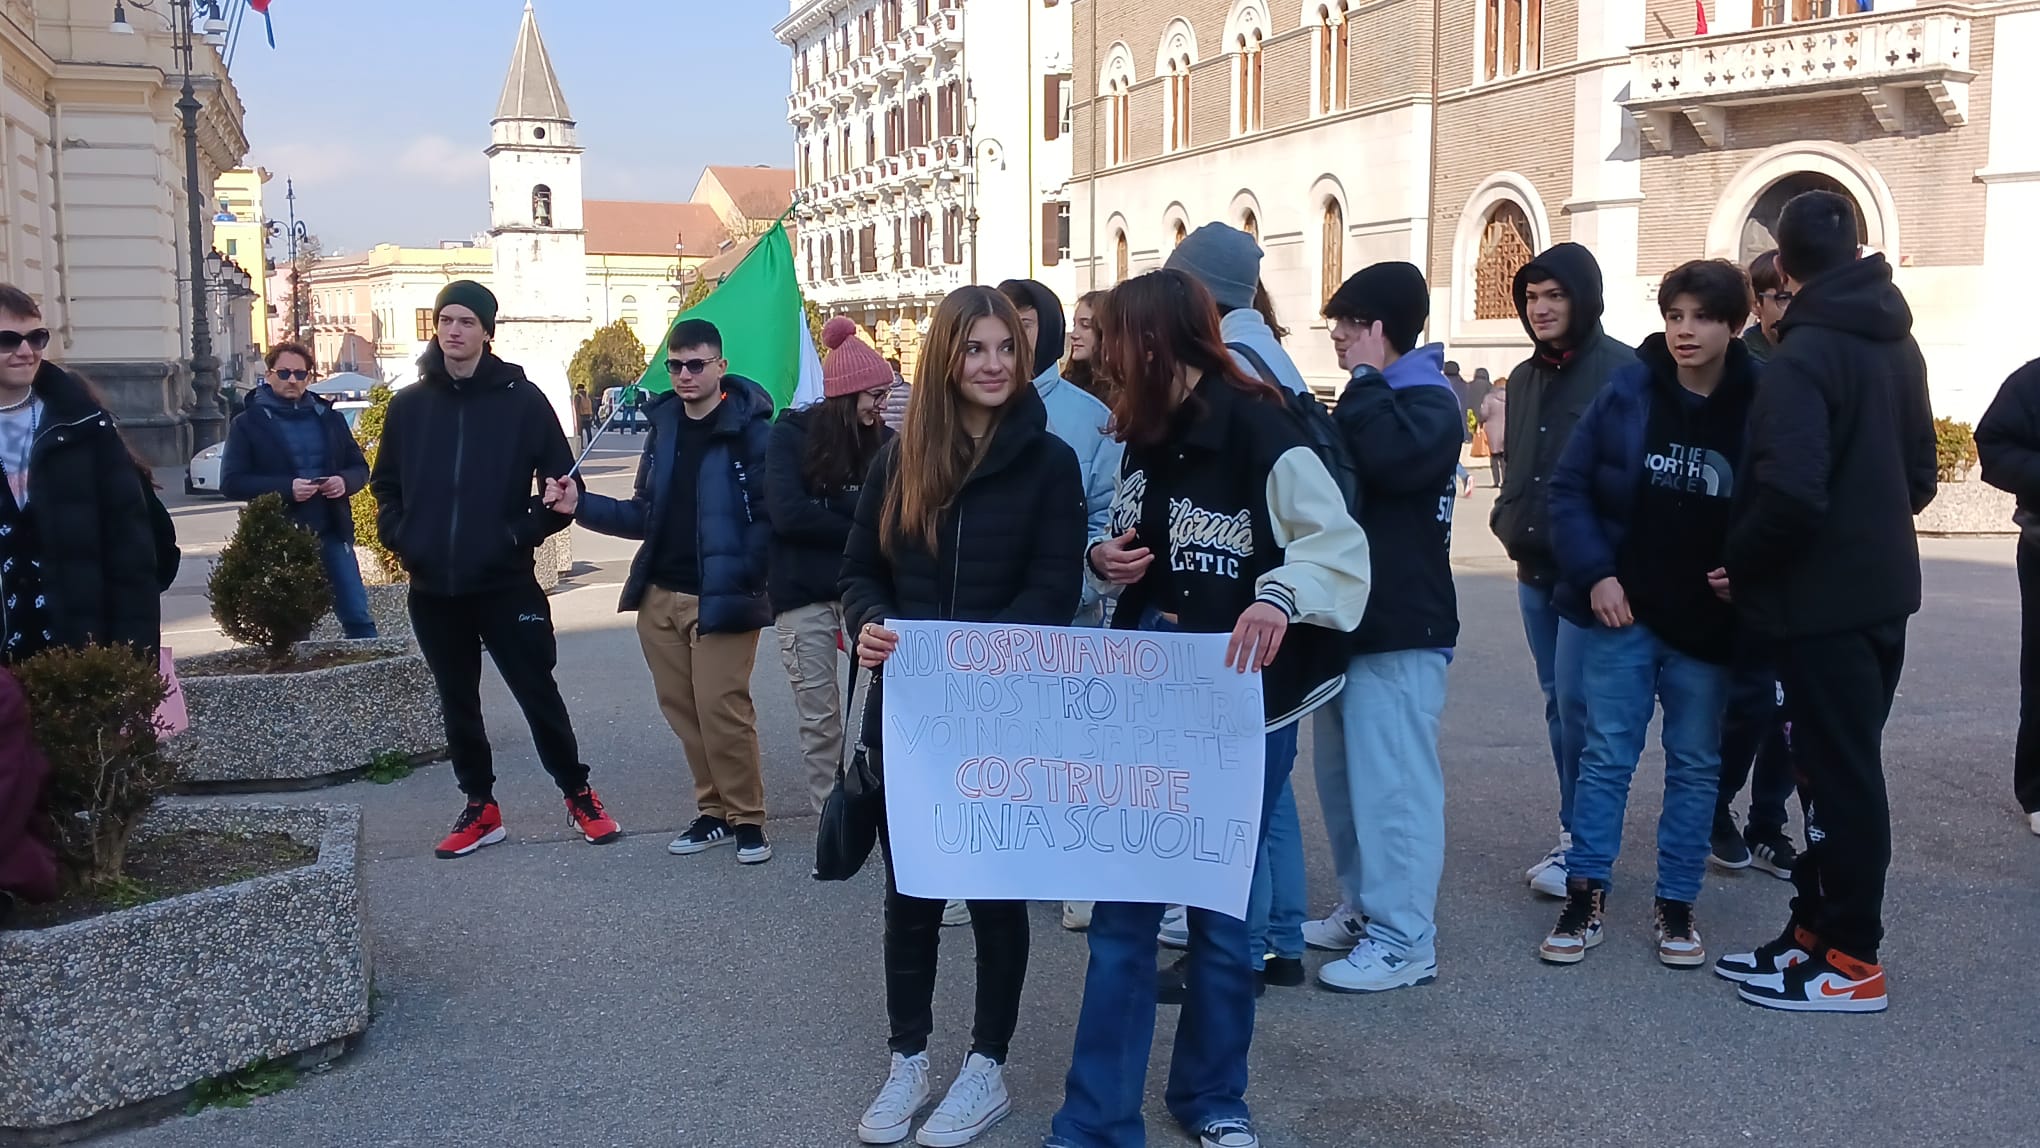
209, 493, 332, 664
1936, 416, 1978, 483
350, 385, 405, 584
16, 643, 171, 889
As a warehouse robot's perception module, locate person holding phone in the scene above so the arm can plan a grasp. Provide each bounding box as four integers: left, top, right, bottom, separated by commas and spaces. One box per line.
221, 340, 377, 639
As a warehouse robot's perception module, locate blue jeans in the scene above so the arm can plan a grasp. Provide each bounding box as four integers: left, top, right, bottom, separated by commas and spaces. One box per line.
1313, 649, 1448, 963
1245, 774, 1304, 969
1516, 582, 1587, 835
322, 535, 377, 640
1567, 621, 1730, 904
1051, 608, 1293, 1147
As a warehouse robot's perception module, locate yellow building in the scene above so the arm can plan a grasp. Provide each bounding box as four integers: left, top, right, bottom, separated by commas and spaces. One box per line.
211, 167, 270, 356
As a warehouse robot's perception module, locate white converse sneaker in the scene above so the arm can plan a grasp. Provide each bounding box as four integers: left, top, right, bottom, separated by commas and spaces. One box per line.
942, 899, 971, 927
1198, 1117, 1260, 1148
915, 1053, 1010, 1147
1317, 938, 1438, 993
1302, 902, 1366, 952
1525, 832, 1571, 898
1062, 901, 1093, 931
858, 1052, 931, 1145
1157, 904, 1189, 949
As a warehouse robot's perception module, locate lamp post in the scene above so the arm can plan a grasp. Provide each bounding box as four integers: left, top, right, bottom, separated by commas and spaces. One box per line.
113, 0, 230, 449
959, 80, 1002, 286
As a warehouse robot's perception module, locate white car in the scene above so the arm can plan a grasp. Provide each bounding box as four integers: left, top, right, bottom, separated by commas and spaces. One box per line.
187, 401, 369, 496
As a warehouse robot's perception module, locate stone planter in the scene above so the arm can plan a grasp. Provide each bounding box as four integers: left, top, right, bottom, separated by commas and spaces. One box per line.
1915, 471, 2017, 536
0, 803, 368, 1141
536, 529, 573, 592
310, 582, 412, 644
166, 640, 445, 788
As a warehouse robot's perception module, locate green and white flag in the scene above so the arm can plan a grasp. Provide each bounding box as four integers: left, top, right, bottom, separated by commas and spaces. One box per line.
637, 220, 816, 412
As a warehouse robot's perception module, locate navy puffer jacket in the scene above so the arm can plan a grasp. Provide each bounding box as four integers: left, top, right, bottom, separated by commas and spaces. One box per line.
577, 376, 775, 634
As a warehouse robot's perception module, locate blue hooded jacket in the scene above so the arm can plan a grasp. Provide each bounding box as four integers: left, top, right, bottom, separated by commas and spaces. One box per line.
577, 375, 775, 633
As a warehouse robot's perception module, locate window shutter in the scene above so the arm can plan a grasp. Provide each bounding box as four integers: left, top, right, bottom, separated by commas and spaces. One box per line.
1041, 202, 1058, 265
1043, 76, 1062, 141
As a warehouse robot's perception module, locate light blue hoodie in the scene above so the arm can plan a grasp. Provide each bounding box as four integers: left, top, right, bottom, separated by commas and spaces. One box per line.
1220, 308, 1309, 394
1035, 364, 1122, 620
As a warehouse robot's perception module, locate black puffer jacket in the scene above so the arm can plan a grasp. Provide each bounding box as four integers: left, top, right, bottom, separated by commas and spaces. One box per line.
839, 385, 1084, 636
369, 345, 573, 597
1490, 243, 1636, 587
1725, 253, 1936, 638
765, 404, 893, 615
21, 363, 159, 652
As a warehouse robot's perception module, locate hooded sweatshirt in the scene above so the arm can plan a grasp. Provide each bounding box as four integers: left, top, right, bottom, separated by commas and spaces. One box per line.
1725, 253, 1936, 639
1976, 357, 2040, 542
1489, 243, 1637, 588
1335, 343, 1463, 653
1220, 308, 1309, 395
1001, 278, 1120, 620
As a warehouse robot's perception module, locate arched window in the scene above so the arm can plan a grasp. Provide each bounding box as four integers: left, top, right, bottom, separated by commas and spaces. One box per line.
532, 185, 553, 228
620, 293, 638, 323
1321, 198, 1345, 306
1484, 0, 1543, 81
1317, 3, 1351, 114
1241, 208, 1259, 240
667, 296, 682, 320
1103, 44, 1136, 167
1233, 29, 1263, 135
1115, 230, 1129, 283
1474, 201, 1534, 319
1167, 56, 1193, 151
1173, 219, 1188, 247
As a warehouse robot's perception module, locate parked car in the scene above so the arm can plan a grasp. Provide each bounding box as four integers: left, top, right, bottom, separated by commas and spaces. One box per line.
187, 400, 369, 496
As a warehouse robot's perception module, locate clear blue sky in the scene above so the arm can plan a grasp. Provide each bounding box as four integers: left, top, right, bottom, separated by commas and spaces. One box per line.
229, 0, 792, 251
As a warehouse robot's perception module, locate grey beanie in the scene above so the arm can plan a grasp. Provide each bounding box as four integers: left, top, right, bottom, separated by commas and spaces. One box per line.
1164, 223, 1261, 312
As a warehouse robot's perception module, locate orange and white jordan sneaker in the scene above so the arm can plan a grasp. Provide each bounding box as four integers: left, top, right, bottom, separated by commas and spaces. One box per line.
1737, 946, 1888, 1013
1714, 923, 1817, 983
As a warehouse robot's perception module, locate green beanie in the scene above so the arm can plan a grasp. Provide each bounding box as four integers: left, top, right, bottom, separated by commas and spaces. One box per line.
434, 280, 498, 336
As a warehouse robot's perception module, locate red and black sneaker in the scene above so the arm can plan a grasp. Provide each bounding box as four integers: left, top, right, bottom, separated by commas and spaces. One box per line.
566, 787, 622, 845
435, 800, 505, 859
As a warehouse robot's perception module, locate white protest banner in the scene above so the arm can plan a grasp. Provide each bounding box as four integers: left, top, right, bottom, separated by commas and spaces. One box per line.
881, 619, 1266, 917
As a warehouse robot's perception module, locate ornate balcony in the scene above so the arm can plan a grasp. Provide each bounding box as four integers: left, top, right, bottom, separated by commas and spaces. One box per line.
1625, 4, 1973, 151
930, 8, 962, 57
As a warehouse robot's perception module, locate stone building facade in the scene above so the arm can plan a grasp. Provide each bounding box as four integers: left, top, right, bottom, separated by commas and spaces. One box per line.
778, 0, 1075, 381
1070, 0, 2037, 418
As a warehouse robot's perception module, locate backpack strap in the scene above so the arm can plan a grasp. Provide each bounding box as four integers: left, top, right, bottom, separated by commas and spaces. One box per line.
1226, 342, 1282, 391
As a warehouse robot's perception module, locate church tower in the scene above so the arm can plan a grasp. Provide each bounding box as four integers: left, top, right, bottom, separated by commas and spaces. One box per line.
488, 1, 588, 435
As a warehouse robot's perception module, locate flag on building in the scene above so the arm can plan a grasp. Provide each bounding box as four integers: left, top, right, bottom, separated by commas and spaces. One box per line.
636, 220, 812, 411
1695, 0, 1709, 34
250, 0, 276, 46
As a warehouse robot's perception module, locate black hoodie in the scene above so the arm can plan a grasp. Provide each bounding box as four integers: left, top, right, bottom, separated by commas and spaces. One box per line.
370, 344, 573, 597
1490, 242, 1637, 587
999, 278, 1067, 380
1725, 253, 1937, 639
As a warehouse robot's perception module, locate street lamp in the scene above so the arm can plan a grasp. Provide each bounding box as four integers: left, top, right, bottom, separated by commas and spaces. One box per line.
112, 0, 231, 448
266, 178, 311, 342
963, 139, 1003, 286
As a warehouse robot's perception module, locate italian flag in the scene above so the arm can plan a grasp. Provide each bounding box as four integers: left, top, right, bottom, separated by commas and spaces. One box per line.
635, 219, 824, 412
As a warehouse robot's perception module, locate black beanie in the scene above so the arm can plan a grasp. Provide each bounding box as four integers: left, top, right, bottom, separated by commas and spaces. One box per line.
1324, 261, 1430, 353
435, 280, 499, 336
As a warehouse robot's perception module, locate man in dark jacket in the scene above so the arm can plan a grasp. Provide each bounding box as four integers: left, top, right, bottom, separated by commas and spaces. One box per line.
1717, 191, 1936, 1014
0, 284, 157, 661
1490, 243, 1636, 899
371, 280, 619, 860
1541, 259, 1759, 970
221, 340, 376, 639
549, 318, 777, 865
1976, 356, 2040, 839
1307, 261, 1461, 995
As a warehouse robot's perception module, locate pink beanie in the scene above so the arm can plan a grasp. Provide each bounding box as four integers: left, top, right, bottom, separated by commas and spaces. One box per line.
821, 316, 893, 398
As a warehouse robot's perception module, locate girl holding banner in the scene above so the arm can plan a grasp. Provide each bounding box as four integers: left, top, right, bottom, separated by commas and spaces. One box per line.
1047, 270, 1372, 1148
840, 285, 1088, 1147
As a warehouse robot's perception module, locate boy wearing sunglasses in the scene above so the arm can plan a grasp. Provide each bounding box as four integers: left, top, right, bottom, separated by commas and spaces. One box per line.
220, 341, 377, 640
543, 319, 779, 865
371, 280, 621, 860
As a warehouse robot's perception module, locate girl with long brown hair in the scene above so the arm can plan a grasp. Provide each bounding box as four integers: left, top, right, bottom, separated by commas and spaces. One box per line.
1047, 269, 1370, 1148
1060, 290, 1110, 403
839, 284, 1086, 1147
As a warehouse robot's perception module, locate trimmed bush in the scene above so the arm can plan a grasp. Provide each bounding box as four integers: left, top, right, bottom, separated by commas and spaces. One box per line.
16, 644, 171, 888
1935, 416, 1978, 483
209, 493, 332, 663
350, 385, 404, 582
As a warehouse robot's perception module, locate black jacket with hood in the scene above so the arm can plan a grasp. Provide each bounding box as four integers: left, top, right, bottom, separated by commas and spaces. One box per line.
1490, 243, 1637, 587
370, 344, 573, 598
999, 278, 1066, 380
764, 403, 893, 615
1725, 253, 1936, 639
1974, 357, 2040, 542
16, 363, 159, 654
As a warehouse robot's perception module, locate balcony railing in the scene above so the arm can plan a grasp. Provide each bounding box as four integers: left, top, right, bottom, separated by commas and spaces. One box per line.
931, 8, 962, 54
1625, 4, 1972, 149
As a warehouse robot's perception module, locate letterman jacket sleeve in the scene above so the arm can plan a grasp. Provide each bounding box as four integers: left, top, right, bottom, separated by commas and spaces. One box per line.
1252, 446, 1372, 632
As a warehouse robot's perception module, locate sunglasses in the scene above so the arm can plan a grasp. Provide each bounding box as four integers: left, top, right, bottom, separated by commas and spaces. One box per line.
667, 358, 719, 377
270, 368, 313, 382
0, 328, 50, 354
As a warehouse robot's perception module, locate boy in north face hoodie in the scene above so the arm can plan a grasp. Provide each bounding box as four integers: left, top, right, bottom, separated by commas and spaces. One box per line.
1490, 242, 1636, 901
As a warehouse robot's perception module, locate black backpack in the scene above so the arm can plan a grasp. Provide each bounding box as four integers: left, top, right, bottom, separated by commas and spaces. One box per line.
1227, 342, 1362, 517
